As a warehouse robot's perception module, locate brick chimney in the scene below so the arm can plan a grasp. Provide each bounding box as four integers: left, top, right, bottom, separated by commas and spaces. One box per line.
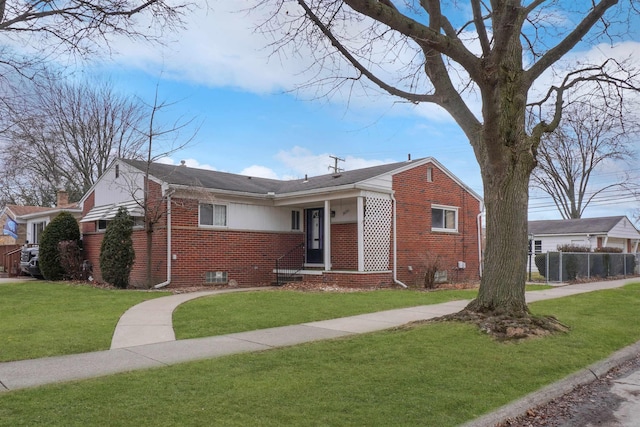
56, 190, 69, 207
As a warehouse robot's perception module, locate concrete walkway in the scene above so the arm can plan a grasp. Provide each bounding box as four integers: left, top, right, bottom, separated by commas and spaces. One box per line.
110, 287, 272, 349
1, 278, 639, 424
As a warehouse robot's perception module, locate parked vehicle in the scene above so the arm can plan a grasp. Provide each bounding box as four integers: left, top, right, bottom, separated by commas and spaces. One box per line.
20, 247, 42, 278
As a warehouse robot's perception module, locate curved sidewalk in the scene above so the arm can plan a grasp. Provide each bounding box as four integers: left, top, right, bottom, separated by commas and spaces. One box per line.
0, 278, 636, 396
110, 287, 272, 349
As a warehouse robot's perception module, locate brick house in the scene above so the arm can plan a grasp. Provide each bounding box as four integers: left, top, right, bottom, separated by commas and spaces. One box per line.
0, 191, 82, 275
79, 157, 483, 288
0, 191, 80, 246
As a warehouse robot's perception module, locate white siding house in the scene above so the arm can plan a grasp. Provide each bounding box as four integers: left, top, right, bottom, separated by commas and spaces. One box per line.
527, 216, 640, 275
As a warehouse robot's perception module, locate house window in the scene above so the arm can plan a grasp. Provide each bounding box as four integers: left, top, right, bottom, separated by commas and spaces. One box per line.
97, 220, 109, 231
426, 167, 433, 182
32, 221, 46, 244
132, 216, 145, 229
528, 239, 542, 254
115, 164, 120, 179
205, 271, 228, 284
199, 203, 227, 227
431, 205, 458, 232
291, 210, 301, 230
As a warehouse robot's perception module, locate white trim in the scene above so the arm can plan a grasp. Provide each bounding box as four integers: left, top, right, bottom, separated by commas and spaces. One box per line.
431, 204, 459, 233
323, 200, 331, 271
357, 196, 365, 272
198, 202, 228, 228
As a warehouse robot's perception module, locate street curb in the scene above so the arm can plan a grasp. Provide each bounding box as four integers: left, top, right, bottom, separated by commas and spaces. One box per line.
461, 340, 640, 427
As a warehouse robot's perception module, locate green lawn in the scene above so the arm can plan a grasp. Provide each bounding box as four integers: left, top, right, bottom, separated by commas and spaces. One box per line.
0, 281, 169, 362
173, 288, 479, 339
1, 283, 638, 426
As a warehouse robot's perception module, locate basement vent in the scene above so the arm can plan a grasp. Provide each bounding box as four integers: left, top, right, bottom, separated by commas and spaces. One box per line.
205, 271, 228, 284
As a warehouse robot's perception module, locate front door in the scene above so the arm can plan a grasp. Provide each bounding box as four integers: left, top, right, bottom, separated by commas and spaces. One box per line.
305, 208, 324, 264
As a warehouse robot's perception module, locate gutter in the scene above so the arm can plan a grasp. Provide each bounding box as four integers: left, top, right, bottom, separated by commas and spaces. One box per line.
154, 190, 173, 289
477, 204, 484, 278
391, 192, 408, 288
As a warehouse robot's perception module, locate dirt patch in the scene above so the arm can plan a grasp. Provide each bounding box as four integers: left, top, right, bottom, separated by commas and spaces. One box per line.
280, 281, 479, 293
409, 310, 570, 342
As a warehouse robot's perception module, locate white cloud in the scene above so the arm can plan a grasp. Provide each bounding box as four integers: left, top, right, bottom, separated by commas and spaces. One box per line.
240, 165, 279, 179
105, 0, 314, 93
156, 156, 216, 170
275, 146, 392, 177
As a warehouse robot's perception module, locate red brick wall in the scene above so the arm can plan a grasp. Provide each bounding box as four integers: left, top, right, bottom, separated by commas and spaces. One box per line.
81, 182, 170, 287
393, 162, 481, 286
170, 227, 303, 287
301, 271, 393, 288
331, 223, 358, 270
82, 160, 481, 288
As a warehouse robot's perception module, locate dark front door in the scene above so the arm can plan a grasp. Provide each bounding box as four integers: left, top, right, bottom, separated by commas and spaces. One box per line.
305, 208, 324, 264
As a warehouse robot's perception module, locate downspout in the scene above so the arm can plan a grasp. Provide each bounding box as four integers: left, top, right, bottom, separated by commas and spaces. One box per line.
477, 204, 484, 278
390, 192, 408, 288
154, 190, 173, 289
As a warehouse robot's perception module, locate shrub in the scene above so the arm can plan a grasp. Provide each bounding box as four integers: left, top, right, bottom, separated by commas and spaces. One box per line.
99, 207, 135, 289
556, 244, 591, 252
594, 246, 623, 253
534, 253, 548, 278
39, 211, 81, 281
58, 240, 84, 280
422, 253, 443, 289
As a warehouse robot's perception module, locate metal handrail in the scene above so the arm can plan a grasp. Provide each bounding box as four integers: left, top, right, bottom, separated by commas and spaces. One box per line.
275, 242, 305, 285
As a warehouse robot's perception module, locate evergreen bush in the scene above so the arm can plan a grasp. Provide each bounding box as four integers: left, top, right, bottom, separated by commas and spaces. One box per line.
99, 207, 135, 289
39, 211, 81, 281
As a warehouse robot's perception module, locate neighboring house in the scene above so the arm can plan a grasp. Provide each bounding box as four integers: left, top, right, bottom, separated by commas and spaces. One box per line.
79, 157, 483, 288
528, 216, 640, 254
0, 191, 82, 274
0, 191, 82, 245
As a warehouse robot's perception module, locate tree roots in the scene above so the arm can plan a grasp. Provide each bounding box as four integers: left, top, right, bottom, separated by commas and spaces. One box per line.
418, 310, 570, 342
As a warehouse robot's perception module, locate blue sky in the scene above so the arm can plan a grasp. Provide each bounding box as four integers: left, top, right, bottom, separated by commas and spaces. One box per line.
83, 1, 640, 221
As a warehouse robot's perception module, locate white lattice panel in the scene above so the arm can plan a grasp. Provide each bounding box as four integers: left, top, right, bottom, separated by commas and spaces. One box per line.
363, 194, 392, 271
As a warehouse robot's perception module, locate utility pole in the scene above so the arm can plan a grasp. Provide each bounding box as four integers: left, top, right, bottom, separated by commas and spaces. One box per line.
328, 155, 345, 174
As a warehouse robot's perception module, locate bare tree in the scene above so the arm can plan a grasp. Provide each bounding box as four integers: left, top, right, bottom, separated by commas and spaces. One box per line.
0, 75, 149, 204
251, 1, 640, 319
0, 1, 188, 77
0, 0, 190, 205
133, 86, 200, 288
532, 102, 639, 219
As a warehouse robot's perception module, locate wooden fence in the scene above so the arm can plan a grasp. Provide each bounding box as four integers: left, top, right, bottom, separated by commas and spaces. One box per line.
1, 244, 22, 276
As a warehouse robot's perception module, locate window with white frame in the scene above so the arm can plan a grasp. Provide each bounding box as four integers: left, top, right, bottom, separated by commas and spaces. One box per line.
528, 239, 542, 254
431, 205, 458, 232
31, 221, 46, 244
199, 203, 227, 227
291, 210, 301, 230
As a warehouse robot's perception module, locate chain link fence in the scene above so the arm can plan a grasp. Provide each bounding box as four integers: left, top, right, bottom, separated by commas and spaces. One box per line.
534, 252, 638, 283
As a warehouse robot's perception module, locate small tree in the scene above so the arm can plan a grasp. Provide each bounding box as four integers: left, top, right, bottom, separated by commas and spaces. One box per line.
39, 211, 81, 280
58, 240, 85, 281
100, 207, 135, 289
418, 252, 443, 289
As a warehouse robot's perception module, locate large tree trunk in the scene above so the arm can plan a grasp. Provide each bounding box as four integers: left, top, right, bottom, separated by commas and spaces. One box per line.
467, 158, 532, 316
465, 19, 535, 317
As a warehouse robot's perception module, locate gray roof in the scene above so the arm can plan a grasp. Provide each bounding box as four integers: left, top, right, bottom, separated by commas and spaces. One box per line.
121, 158, 433, 195
528, 216, 627, 235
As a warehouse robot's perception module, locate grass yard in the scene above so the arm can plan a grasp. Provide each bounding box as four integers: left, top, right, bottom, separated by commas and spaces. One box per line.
173, 288, 480, 339
0, 281, 169, 362
1, 283, 637, 426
